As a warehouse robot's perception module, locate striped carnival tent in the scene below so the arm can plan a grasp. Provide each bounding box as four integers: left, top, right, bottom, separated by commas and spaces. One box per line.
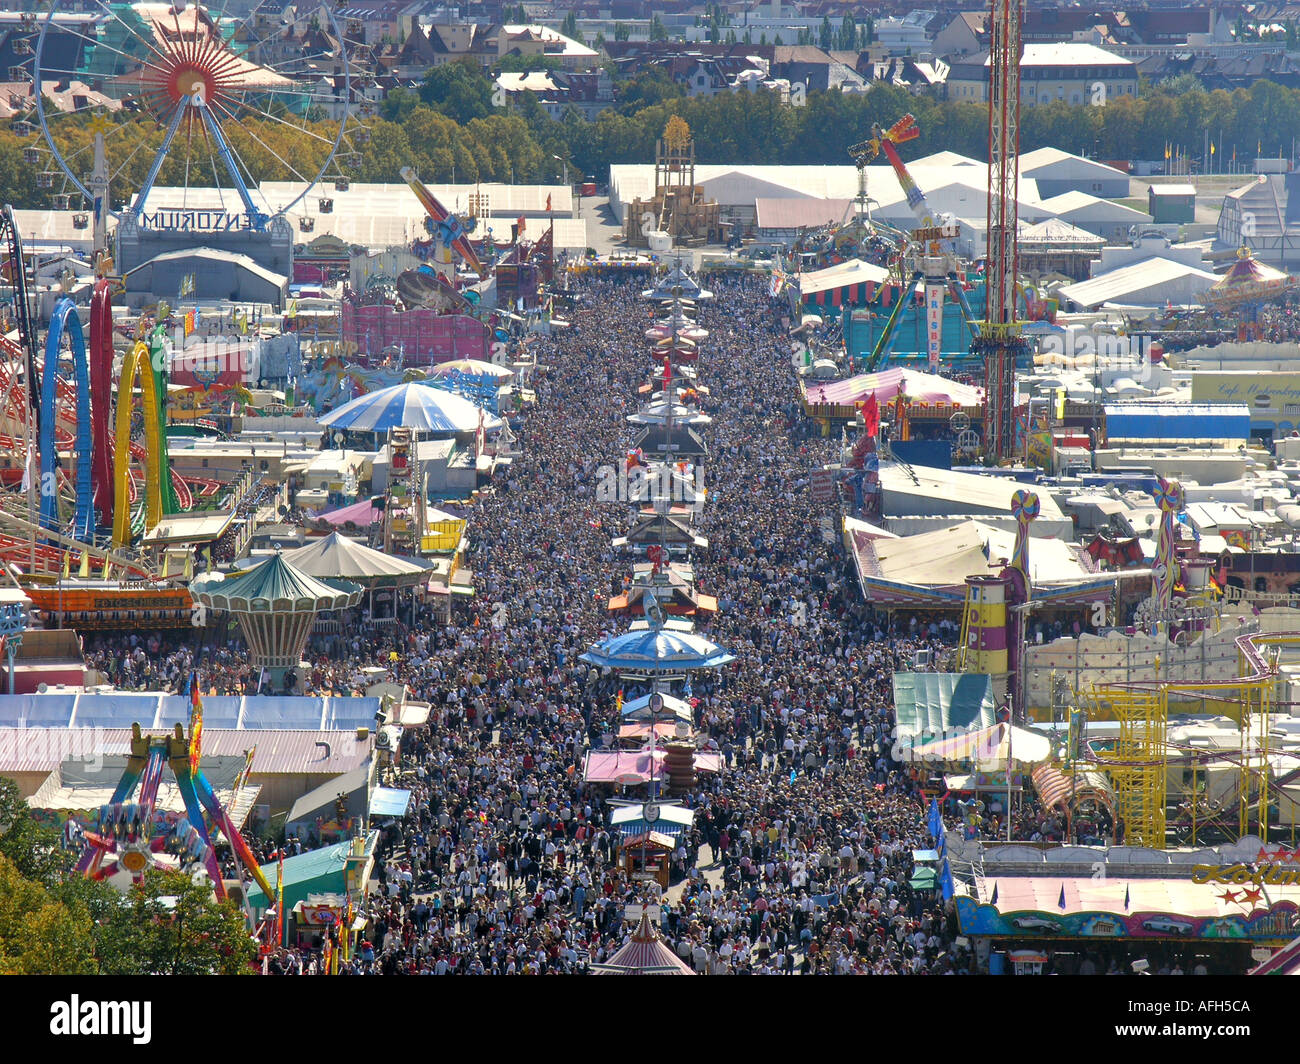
1030, 763, 1116, 817
906, 722, 1052, 766
798, 258, 894, 308
802, 367, 983, 420
591, 913, 696, 975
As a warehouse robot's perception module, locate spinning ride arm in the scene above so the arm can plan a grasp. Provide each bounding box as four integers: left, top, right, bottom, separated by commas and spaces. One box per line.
399, 166, 483, 276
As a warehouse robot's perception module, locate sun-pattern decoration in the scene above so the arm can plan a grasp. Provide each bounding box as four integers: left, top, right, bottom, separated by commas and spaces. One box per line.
79, 801, 213, 891
25, 0, 362, 226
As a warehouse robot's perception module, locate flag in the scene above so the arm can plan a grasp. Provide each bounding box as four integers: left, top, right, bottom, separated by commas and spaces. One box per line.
287, 299, 298, 319
188, 671, 203, 776
864, 391, 880, 437
1210, 142, 1216, 155
1164, 143, 1171, 160
1124, 884, 1131, 910
663, 355, 671, 392
940, 858, 954, 901
615, 688, 623, 715
517, 214, 526, 236
926, 798, 940, 836
179, 272, 195, 298
1057, 884, 1067, 910
545, 193, 552, 212
989, 881, 998, 905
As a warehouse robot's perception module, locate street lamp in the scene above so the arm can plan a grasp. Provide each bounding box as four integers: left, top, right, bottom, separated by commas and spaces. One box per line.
552, 154, 568, 187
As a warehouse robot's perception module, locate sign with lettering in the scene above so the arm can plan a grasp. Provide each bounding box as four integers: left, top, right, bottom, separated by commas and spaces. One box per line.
138, 210, 253, 232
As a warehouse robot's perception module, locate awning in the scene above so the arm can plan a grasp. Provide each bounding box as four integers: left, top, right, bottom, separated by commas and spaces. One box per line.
370, 787, 412, 818
908, 722, 1052, 765
1031, 763, 1115, 814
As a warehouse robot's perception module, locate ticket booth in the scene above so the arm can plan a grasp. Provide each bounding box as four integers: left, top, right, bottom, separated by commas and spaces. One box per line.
619, 832, 673, 889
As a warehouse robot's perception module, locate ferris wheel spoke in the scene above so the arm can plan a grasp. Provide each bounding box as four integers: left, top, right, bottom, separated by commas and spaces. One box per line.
37, 26, 170, 84
207, 97, 316, 189
224, 100, 335, 147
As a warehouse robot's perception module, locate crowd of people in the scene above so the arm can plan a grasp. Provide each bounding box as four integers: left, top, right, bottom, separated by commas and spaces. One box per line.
240, 269, 1008, 976
85, 268, 1069, 975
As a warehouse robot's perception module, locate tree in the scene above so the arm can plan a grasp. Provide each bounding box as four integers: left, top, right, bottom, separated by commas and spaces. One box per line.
614, 22, 630, 41
379, 85, 419, 122
100, 870, 257, 976
650, 14, 668, 42
418, 58, 495, 124
561, 12, 579, 40
0, 854, 97, 975
838, 15, 856, 51
0, 777, 62, 885
819, 15, 834, 50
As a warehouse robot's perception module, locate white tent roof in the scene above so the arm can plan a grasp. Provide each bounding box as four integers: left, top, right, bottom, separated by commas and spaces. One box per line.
281, 532, 429, 582
1058, 257, 1220, 309
870, 520, 1093, 587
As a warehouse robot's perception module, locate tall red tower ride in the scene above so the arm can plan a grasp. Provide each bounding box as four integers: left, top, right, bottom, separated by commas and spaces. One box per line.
974, 0, 1029, 462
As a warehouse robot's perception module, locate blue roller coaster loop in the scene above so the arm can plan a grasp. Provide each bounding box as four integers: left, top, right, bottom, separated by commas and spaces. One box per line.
40, 297, 94, 541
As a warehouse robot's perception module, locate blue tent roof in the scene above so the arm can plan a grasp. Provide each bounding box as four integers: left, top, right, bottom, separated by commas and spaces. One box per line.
580, 628, 735, 671
318, 381, 504, 434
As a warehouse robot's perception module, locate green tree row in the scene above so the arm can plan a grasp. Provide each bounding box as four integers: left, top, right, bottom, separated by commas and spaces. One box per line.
5, 71, 1300, 211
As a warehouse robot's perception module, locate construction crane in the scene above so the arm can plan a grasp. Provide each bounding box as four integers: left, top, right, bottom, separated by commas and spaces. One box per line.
851, 115, 970, 374
972, 0, 1031, 462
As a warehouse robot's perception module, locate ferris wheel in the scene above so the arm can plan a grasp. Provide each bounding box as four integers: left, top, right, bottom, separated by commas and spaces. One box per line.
17, 1, 371, 230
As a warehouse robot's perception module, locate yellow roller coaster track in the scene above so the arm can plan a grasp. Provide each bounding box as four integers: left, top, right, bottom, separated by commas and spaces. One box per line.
1079, 631, 1299, 849
111, 340, 166, 549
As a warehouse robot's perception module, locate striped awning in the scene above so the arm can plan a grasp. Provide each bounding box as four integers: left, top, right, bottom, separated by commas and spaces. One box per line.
907, 722, 1052, 765
1031, 763, 1116, 814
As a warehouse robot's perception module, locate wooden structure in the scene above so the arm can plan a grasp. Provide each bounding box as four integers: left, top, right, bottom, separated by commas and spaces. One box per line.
623, 119, 723, 248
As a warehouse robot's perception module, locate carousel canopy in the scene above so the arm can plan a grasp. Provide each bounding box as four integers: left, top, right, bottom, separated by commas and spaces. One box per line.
580, 627, 734, 671
192, 554, 362, 614
1204, 247, 1293, 307
591, 913, 697, 975
319, 381, 504, 434
803, 367, 983, 409
281, 532, 430, 586
430, 358, 515, 381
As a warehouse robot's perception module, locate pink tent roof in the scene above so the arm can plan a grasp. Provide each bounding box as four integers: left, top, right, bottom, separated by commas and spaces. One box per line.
594, 914, 696, 975
804, 368, 983, 408
584, 749, 721, 783
317, 498, 381, 527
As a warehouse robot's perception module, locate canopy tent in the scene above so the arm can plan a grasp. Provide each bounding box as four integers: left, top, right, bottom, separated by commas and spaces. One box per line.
803, 367, 983, 416
621, 692, 695, 722
610, 802, 695, 837
906, 722, 1053, 766
318, 381, 504, 434
797, 258, 893, 308
579, 628, 735, 672
591, 913, 697, 975
583, 748, 722, 783
1030, 763, 1116, 816
314, 497, 382, 529
429, 358, 515, 381
282, 532, 431, 587
893, 672, 996, 740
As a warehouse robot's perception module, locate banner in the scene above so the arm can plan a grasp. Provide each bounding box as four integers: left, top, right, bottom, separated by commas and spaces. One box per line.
925, 282, 944, 371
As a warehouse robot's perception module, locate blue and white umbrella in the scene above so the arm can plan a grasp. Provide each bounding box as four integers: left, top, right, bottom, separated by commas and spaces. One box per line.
580, 628, 735, 672
318, 381, 504, 434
